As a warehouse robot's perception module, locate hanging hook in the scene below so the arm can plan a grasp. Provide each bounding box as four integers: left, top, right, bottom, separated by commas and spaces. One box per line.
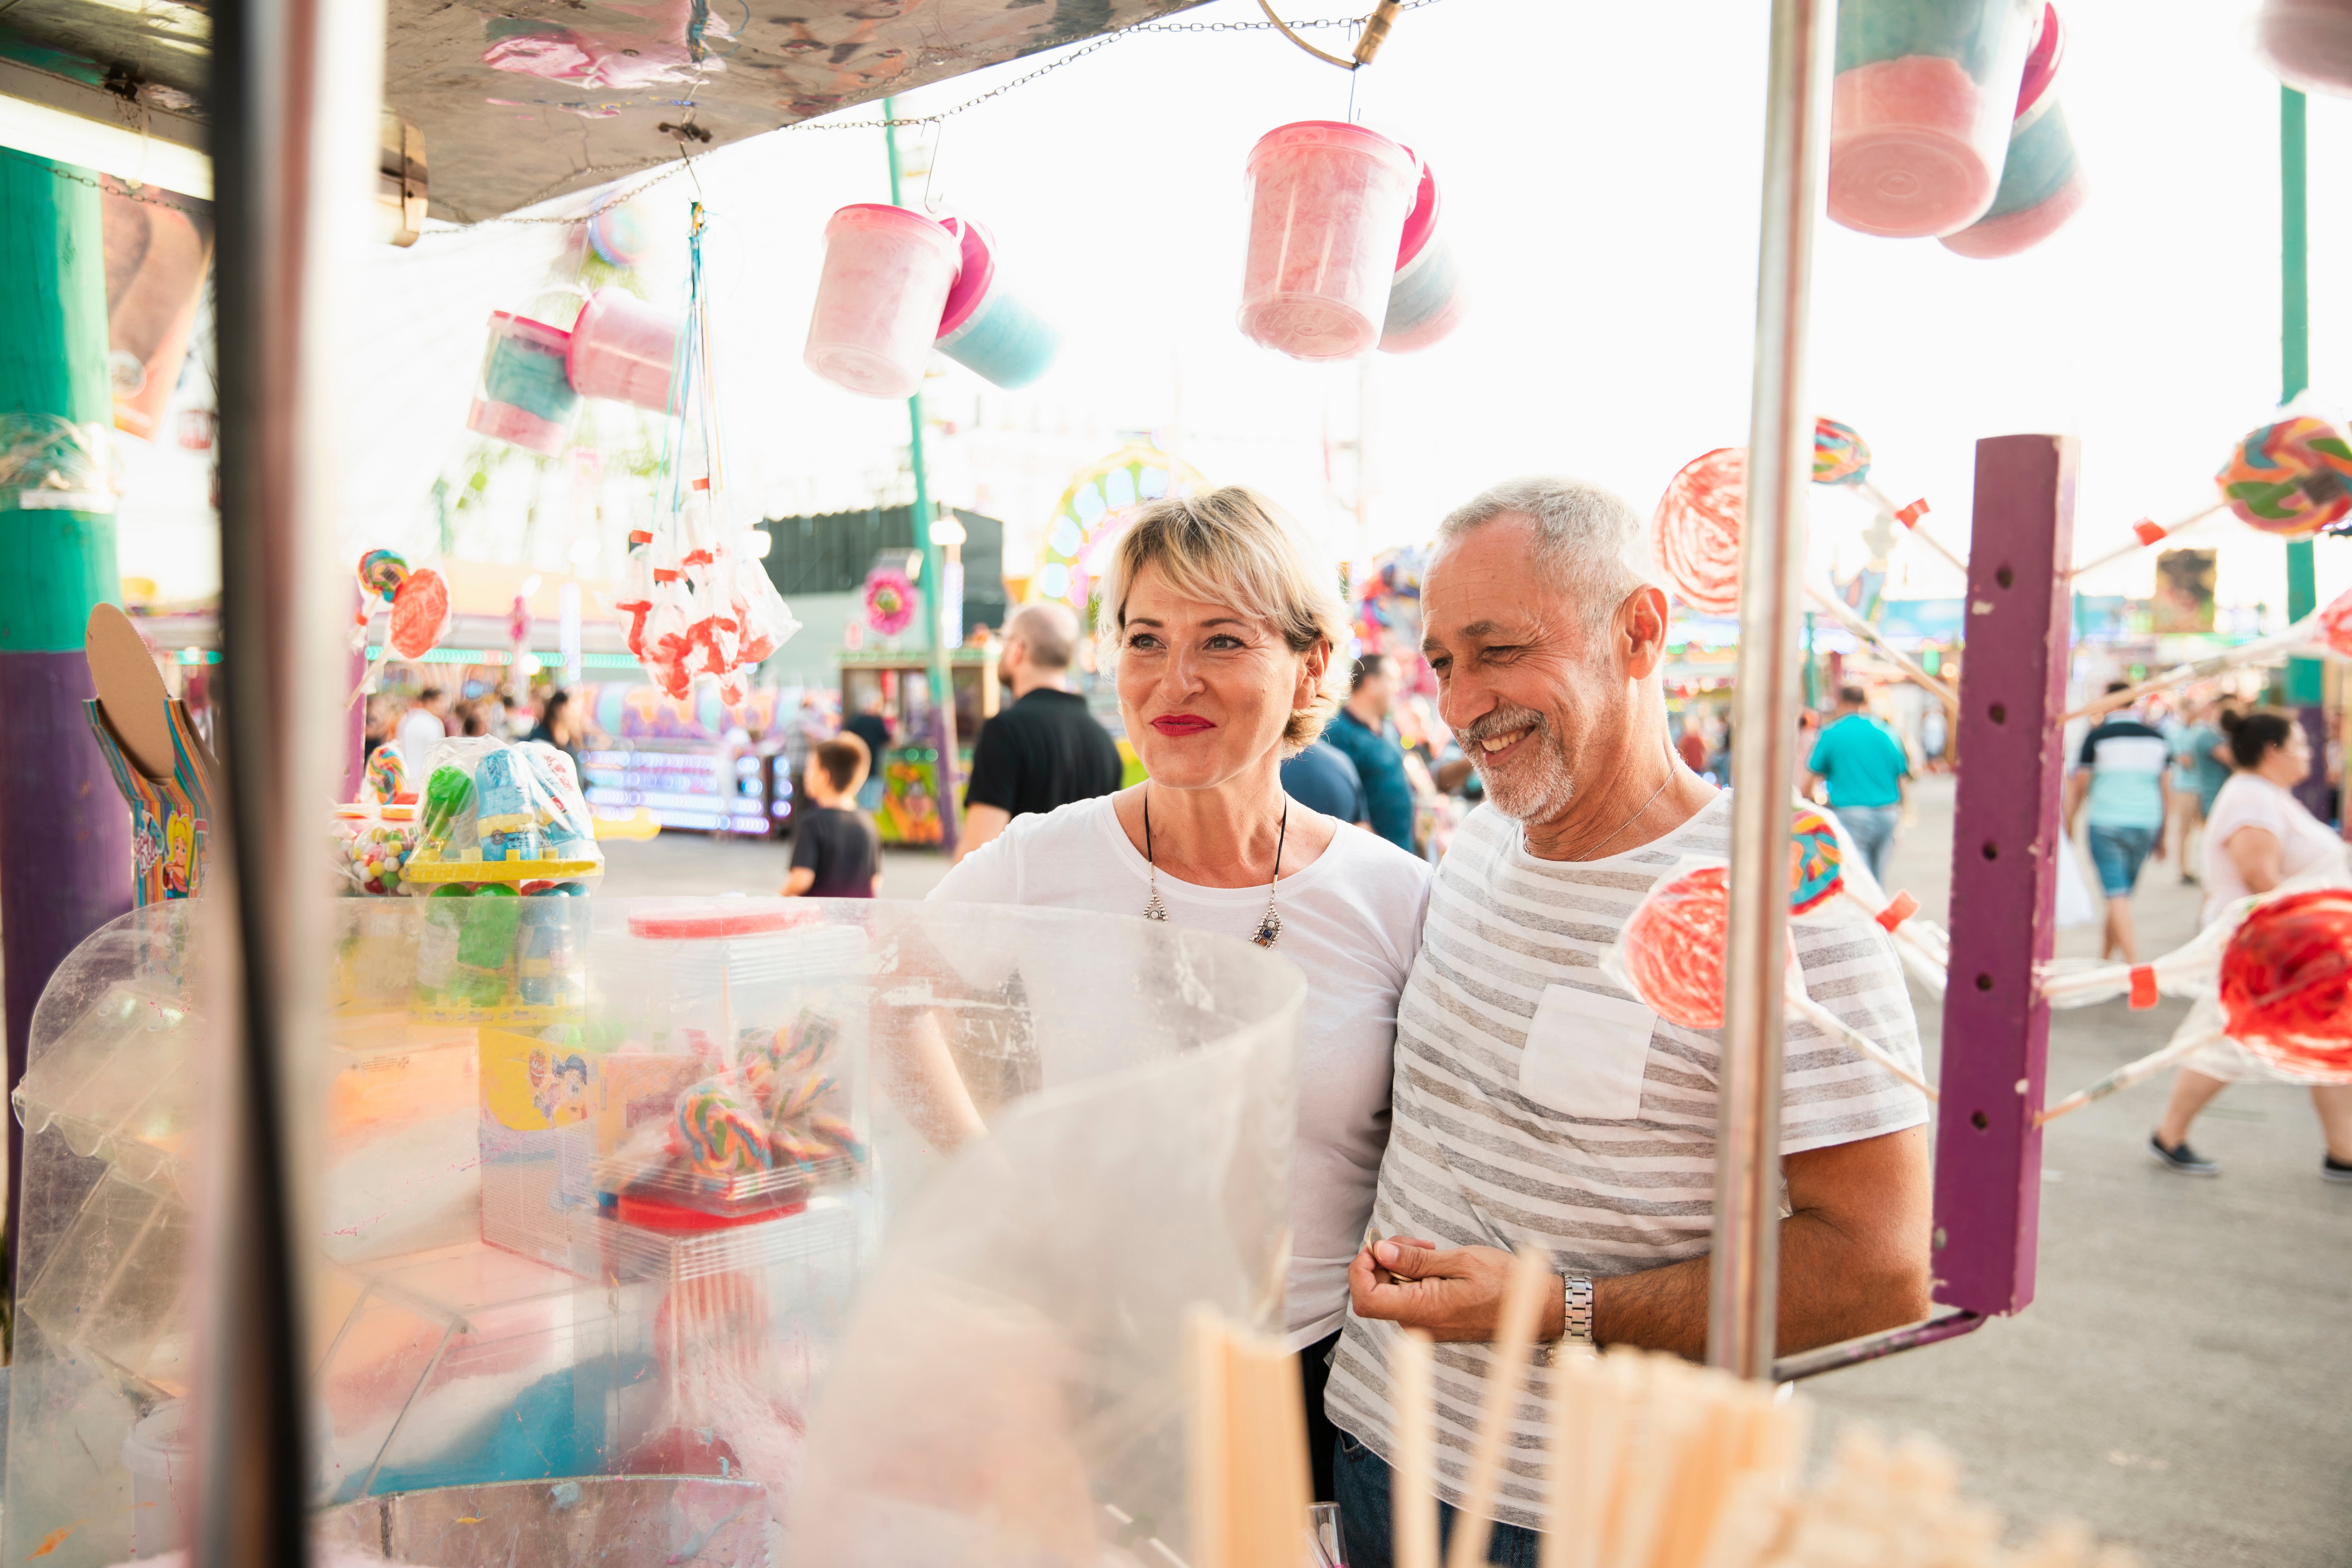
920, 121, 950, 216
1256, 0, 1404, 70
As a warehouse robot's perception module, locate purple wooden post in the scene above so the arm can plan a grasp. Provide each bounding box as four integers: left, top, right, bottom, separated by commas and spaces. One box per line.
1933, 433, 2076, 1316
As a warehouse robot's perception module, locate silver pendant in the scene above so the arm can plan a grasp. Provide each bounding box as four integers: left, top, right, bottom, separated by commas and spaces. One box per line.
1144, 869, 1168, 923
1253, 903, 1282, 949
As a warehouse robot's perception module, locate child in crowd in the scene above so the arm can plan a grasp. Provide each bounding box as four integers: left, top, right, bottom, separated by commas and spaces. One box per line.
784, 735, 882, 898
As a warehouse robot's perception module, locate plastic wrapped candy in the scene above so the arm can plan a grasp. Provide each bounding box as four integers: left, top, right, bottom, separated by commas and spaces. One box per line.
567, 287, 682, 413
333, 817, 418, 897
933, 217, 1061, 391
1940, 5, 2086, 259
804, 204, 965, 400
1379, 150, 1467, 355
1239, 121, 1419, 362
2218, 886, 2352, 1080
1828, 0, 2042, 238
388, 568, 453, 661
2213, 413, 2352, 537
407, 737, 603, 886
467, 311, 580, 456
1651, 447, 1744, 615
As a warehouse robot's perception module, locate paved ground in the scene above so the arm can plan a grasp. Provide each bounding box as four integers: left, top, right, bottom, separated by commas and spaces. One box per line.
603, 789, 2352, 1566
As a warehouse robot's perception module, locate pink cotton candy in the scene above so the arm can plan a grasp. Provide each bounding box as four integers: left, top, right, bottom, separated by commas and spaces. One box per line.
1829, 55, 2008, 238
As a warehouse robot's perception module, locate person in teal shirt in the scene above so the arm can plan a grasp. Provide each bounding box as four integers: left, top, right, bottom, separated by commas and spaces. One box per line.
2064, 685, 2172, 963
1322, 654, 1417, 853
1804, 685, 1910, 884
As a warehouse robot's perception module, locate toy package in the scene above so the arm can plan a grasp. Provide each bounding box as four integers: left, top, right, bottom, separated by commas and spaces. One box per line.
407, 737, 603, 885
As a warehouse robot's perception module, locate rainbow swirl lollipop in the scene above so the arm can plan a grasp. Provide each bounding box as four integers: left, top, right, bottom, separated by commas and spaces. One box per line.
357, 547, 410, 604
2214, 415, 2352, 538
1812, 418, 1871, 486
1789, 810, 1844, 915
1652, 448, 1745, 616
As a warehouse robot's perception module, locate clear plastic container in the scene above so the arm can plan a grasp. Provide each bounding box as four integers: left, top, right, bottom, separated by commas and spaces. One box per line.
566, 287, 680, 412
1239, 120, 1419, 361
1379, 150, 1467, 355
2254, 0, 2352, 97
935, 218, 1060, 389
121, 1400, 193, 1560
467, 311, 580, 455
1829, 0, 2041, 238
1940, 5, 2084, 258
804, 204, 964, 400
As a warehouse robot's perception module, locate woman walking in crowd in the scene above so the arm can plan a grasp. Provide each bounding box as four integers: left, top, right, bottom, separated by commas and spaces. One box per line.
929, 487, 1432, 1502
2150, 708, 2352, 1180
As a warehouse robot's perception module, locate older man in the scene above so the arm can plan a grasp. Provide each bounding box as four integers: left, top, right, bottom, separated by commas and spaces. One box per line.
1323, 477, 1931, 1566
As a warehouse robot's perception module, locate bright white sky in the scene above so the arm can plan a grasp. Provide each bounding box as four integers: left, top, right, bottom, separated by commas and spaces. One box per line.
109, 0, 2352, 621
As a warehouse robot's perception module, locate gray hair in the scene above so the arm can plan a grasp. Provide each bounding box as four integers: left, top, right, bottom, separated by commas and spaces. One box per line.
1434, 477, 1654, 638
1004, 601, 1079, 671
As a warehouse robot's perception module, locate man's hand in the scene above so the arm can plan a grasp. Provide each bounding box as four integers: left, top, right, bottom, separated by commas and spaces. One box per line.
1347, 1237, 1563, 1343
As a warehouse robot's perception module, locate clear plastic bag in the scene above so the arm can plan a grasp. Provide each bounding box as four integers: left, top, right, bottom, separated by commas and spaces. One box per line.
0, 412, 118, 513
408, 736, 603, 885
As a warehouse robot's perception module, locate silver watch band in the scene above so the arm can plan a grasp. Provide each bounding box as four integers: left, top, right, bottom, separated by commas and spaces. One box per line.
1560, 1273, 1595, 1347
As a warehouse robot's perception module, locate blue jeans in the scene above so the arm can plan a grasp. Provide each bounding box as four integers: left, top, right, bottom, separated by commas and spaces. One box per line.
2086, 823, 2157, 897
1833, 803, 1900, 887
1333, 1428, 1541, 1568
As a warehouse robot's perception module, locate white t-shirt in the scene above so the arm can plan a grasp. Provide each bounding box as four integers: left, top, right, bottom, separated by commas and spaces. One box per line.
395, 707, 447, 768
929, 794, 1432, 1350
2201, 772, 2348, 923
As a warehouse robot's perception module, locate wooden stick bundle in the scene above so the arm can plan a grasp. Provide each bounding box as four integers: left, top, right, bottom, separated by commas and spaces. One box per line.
1184, 1306, 1313, 1568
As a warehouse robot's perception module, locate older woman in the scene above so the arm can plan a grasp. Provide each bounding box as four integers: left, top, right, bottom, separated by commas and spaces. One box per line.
2150, 707, 2352, 1179
931, 486, 1432, 1499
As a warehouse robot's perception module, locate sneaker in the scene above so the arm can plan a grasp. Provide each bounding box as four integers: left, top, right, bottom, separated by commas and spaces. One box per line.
2325, 1154, 2352, 1184
2148, 1134, 2220, 1176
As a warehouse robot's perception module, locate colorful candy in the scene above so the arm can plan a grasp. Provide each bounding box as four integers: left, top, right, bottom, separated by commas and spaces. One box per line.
365, 743, 407, 804
1651, 448, 1745, 616
2213, 415, 2352, 538
420, 763, 474, 854
1811, 418, 1872, 486
388, 567, 453, 660
1622, 865, 1734, 1030
677, 1081, 775, 1177
1789, 810, 1845, 915
357, 547, 410, 604
2218, 888, 2352, 1083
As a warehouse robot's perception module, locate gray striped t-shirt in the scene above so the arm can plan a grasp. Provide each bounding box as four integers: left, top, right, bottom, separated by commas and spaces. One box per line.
1323, 791, 1928, 1530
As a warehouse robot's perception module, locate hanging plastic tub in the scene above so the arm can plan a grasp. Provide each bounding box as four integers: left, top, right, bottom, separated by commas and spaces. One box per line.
1941, 5, 2085, 258
1239, 121, 1419, 362
804, 203, 964, 400
2254, 0, 2352, 96
467, 312, 580, 456
934, 218, 1060, 389
1828, 0, 2041, 238
1379, 150, 1466, 354
566, 287, 681, 411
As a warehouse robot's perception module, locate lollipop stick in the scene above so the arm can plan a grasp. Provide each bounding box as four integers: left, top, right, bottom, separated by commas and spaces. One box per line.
1786, 992, 1939, 1100
2066, 500, 2227, 581
2035, 1028, 2228, 1125
1804, 586, 1960, 709
2058, 609, 2324, 725
1445, 1246, 1551, 1568
1393, 1329, 1439, 1568
1858, 479, 1968, 574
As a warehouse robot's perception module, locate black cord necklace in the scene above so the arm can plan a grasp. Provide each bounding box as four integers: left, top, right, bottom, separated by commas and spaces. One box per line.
1142, 787, 1289, 948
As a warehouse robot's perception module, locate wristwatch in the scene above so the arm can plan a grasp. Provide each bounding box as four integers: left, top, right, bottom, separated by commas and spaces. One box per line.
1559, 1273, 1595, 1349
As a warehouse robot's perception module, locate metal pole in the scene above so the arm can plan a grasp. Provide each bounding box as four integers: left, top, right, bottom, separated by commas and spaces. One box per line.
883, 97, 962, 853
2280, 87, 2328, 815
203, 0, 386, 1559
1710, 0, 1832, 1379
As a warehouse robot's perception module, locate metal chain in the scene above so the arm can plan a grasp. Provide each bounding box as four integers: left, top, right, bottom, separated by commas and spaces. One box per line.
38, 160, 206, 217
426, 0, 1451, 233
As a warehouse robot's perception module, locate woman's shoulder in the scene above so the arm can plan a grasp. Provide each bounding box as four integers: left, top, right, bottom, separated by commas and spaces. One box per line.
1311, 819, 1434, 894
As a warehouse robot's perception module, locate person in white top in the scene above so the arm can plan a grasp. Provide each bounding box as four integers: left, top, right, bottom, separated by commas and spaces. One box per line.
929, 486, 1431, 1504
2150, 707, 2352, 1180
394, 686, 450, 770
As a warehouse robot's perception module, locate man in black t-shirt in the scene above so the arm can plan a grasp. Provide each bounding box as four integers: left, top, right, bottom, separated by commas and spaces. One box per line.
954, 602, 1122, 862
785, 737, 882, 897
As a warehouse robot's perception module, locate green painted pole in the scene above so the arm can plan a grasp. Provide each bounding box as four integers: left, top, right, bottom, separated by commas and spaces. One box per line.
884, 98, 961, 852
0, 148, 133, 1258
2283, 87, 2322, 702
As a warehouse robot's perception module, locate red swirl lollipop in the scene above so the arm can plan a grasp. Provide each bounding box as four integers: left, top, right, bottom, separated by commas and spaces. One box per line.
1622, 865, 1733, 1029
388, 567, 452, 661
1652, 448, 1744, 615
2218, 888, 2352, 1082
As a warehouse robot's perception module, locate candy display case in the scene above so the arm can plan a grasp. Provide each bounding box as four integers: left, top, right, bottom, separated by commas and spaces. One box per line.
5, 897, 1302, 1567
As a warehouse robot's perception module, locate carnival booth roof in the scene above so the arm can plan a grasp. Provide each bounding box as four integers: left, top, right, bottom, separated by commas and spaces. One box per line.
0, 0, 1208, 220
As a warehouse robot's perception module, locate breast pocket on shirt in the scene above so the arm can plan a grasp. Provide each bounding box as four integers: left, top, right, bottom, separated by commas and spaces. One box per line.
1517, 985, 1660, 1121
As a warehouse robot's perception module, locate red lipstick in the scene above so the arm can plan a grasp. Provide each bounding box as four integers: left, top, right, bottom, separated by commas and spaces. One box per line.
1150, 714, 1216, 736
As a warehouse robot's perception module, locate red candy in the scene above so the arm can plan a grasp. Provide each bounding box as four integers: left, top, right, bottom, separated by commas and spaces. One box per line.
2218, 888, 2352, 1082
388, 567, 452, 660
1623, 865, 1732, 1029
1652, 448, 1744, 615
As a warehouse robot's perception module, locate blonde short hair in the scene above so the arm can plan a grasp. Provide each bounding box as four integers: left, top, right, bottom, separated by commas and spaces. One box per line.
1099, 486, 1348, 754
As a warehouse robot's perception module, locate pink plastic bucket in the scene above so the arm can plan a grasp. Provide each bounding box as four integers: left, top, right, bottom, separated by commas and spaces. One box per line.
1240, 121, 1419, 362
2254, 0, 2352, 96
567, 287, 681, 412
804, 203, 964, 400
1379, 152, 1466, 355
1828, 0, 2039, 238
1940, 5, 2085, 258
467, 311, 578, 456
